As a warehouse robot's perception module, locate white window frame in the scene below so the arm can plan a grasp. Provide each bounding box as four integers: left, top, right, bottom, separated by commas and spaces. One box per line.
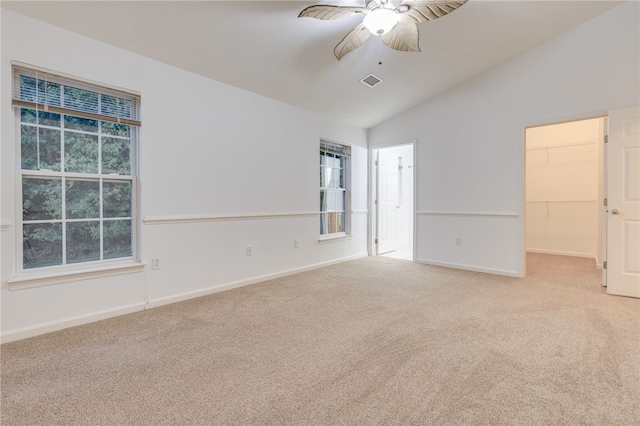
320, 139, 351, 240
10, 64, 142, 286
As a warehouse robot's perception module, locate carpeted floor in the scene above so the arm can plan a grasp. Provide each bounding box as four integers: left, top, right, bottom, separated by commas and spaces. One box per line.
1, 253, 639, 425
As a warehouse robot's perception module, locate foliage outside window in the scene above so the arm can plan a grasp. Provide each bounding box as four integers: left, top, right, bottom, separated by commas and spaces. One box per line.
13, 66, 140, 270
320, 140, 350, 236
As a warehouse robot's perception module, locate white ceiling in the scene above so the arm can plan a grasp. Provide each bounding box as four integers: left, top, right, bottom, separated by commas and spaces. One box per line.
2, 0, 622, 129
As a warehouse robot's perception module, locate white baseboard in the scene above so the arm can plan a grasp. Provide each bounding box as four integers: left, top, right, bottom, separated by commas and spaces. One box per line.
526, 248, 596, 259
146, 253, 369, 309
416, 258, 521, 277
1, 253, 369, 344
0, 302, 146, 344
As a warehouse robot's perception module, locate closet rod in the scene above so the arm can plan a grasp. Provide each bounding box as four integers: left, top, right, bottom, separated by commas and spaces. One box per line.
526, 140, 597, 152
526, 200, 597, 203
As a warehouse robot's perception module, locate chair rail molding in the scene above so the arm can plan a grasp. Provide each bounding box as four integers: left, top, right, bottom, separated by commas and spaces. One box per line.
416, 211, 519, 218
144, 211, 320, 225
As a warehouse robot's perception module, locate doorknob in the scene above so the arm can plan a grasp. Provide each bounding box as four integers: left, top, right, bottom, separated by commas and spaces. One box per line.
611, 208, 621, 215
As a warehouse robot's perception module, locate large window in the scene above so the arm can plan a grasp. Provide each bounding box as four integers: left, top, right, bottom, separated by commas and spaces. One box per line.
320, 140, 350, 236
12, 65, 141, 271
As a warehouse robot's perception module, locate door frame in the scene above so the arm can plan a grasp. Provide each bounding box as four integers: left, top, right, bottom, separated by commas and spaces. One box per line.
521, 112, 608, 278
369, 141, 416, 260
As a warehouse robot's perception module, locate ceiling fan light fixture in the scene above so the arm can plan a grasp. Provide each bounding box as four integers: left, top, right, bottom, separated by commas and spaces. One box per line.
298, 0, 469, 60
363, 9, 399, 36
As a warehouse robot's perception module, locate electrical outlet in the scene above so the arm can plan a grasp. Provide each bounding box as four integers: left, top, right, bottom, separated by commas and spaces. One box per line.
456, 237, 462, 246
246, 245, 253, 256
294, 240, 299, 249
151, 258, 160, 270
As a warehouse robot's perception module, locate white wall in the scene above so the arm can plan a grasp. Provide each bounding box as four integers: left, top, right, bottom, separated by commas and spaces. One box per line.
526, 118, 602, 259
369, 1, 640, 276
0, 10, 368, 341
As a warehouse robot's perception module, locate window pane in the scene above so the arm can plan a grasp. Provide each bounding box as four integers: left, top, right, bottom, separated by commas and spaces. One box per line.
324, 212, 345, 234
330, 167, 341, 188
101, 121, 130, 137
336, 212, 345, 233
104, 220, 132, 259
21, 108, 36, 124
65, 132, 99, 174
332, 190, 344, 212
322, 166, 331, 188
102, 137, 131, 175
23, 223, 62, 269
63, 86, 98, 113
38, 80, 61, 106
66, 179, 100, 219
38, 111, 61, 127
21, 125, 37, 170
19, 76, 37, 102
320, 191, 326, 212
66, 221, 100, 264
101, 95, 132, 119
39, 128, 61, 171
324, 189, 343, 211
320, 212, 327, 234
103, 181, 132, 218
19, 76, 61, 106
327, 212, 338, 234
23, 177, 62, 220
64, 116, 98, 133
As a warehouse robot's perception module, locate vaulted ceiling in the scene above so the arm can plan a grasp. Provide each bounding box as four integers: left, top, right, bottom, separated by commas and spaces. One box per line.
2, 1, 622, 128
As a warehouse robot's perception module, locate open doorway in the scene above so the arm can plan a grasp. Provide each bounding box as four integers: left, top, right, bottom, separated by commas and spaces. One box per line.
373, 144, 414, 260
525, 117, 606, 272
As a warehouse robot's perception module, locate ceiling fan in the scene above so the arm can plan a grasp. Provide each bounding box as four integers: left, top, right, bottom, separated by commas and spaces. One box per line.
299, 0, 468, 60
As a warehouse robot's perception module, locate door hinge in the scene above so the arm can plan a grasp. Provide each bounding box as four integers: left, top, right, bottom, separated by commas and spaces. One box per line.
604, 198, 608, 207
375, 238, 378, 244
604, 135, 608, 144
375, 200, 378, 205
375, 160, 378, 166
603, 261, 607, 270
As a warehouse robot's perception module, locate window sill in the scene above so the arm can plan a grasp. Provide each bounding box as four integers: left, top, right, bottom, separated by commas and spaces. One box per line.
319, 233, 352, 244
8, 261, 146, 290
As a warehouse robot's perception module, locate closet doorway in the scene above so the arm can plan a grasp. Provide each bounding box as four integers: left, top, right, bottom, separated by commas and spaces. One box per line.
525, 117, 606, 268
373, 144, 414, 260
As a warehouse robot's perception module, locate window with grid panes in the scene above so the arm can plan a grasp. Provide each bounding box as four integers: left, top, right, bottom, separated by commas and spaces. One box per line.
12, 65, 140, 270
320, 140, 350, 236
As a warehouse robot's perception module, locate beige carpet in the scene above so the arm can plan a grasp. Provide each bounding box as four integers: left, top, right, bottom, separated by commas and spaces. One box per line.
1, 253, 639, 425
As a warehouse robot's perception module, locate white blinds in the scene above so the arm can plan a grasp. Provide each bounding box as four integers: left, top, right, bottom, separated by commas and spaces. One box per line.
12, 64, 141, 127
320, 139, 351, 158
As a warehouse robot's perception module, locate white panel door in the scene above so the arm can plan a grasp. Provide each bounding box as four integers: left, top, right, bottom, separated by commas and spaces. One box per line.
607, 106, 640, 298
377, 151, 399, 254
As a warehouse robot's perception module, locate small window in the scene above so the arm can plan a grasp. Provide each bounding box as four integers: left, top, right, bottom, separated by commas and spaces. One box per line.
320, 140, 350, 236
12, 65, 141, 271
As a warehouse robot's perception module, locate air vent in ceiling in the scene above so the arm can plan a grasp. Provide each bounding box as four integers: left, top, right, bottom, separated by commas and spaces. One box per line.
360, 74, 382, 88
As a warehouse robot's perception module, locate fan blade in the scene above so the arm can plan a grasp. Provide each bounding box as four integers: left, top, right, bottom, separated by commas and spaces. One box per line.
334, 23, 372, 60
381, 21, 420, 52
398, 0, 467, 23
298, 5, 368, 20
